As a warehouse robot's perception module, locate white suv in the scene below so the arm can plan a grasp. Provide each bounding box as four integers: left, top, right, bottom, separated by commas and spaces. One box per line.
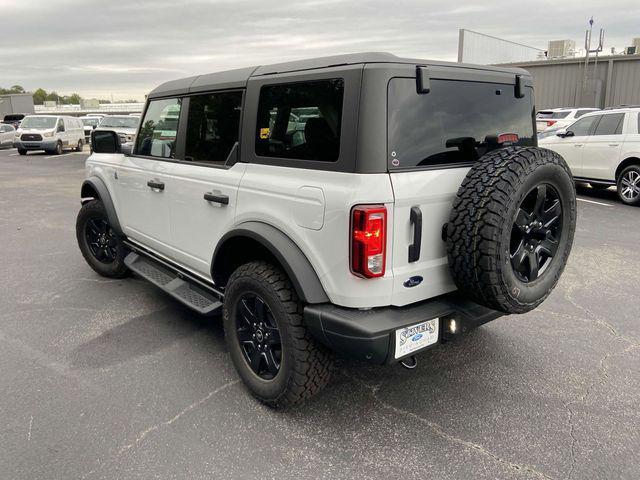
539, 107, 640, 205
76, 53, 577, 408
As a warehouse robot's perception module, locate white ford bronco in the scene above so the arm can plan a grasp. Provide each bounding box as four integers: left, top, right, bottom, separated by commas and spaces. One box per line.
76, 53, 577, 409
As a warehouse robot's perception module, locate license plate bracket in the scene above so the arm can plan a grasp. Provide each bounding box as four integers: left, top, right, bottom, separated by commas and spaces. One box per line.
394, 318, 439, 359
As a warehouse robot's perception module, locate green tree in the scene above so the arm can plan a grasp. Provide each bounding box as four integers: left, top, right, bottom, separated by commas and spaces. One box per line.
32, 88, 47, 105
9, 85, 25, 93
68, 93, 82, 105
45, 91, 60, 103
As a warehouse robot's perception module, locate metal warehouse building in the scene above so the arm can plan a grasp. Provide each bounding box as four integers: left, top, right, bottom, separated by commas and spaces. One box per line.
499, 54, 640, 110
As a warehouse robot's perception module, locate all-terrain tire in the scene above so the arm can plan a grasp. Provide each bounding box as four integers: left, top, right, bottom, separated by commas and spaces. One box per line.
446, 147, 576, 314
76, 200, 129, 278
223, 261, 333, 409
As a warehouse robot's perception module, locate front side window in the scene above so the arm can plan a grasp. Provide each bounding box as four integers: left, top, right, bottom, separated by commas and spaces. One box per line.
594, 113, 624, 136
568, 116, 598, 136
184, 91, 242, 164
255, 79, 343, 162
135, 98, 182, 158
388, 78, 535, 169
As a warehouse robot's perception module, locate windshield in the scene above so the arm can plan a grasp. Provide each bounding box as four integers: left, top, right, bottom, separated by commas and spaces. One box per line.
99, 116, 139, 128
388, 78, 535, 169
537, 111, 570, 119
81, 118, 100, 127
20, 117, 57, 129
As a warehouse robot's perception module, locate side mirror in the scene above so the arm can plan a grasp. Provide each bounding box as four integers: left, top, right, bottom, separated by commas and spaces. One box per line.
91, 130, 121, 154
92, 125, 97, 130
57, 125, 64, 133
556, 129, 573, 138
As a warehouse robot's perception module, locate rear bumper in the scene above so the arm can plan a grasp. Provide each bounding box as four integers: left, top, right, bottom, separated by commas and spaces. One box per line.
304, 293, 503, 364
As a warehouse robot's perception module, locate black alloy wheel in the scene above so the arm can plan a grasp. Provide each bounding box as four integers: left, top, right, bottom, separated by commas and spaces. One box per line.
509, 183, 562, 283
235, 293, 282, 380
85, 217, 119, 264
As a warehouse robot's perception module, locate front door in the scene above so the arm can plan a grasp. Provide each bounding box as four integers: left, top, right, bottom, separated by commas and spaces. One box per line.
113, 97, 182, 257
553, 114, 601, 177
581, 112, 626, 181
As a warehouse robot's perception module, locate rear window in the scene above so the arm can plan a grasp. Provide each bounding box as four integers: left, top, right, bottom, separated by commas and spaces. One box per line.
537, 111, 570, 119
388, 78, 535, 169
255, 79, 343, 162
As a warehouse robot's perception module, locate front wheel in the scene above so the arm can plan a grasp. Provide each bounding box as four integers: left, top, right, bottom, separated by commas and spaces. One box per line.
76, 200, 129, 278
617, 165, 640, 206
223, 261, 333, 409
18, 148, 27, 156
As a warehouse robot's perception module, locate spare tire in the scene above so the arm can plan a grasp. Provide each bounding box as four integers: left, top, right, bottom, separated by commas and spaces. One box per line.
446, 147, 576, 314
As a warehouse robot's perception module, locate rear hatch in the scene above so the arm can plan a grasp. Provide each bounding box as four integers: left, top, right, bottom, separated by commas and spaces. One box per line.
387, 74, 535, 306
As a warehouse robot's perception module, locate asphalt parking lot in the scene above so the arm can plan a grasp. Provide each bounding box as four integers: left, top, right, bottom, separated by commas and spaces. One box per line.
1, 146, 638, 480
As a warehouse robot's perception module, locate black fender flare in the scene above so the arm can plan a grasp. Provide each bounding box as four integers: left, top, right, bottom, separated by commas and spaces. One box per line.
81, 176, 123, 236
212, 222, 329, 304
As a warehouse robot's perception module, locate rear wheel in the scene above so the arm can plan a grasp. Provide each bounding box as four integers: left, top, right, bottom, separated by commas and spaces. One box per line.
75, 139, 83, 152
446, 147, 577, 314
76, 200, 129, 278
617, 165, 640, 206
223, 261, 333, 409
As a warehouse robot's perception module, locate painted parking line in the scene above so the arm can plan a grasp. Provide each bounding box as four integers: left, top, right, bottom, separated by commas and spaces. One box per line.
577, 197, 612, 207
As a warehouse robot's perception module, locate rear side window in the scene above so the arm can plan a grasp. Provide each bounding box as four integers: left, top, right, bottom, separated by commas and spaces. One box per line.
135, 98, 181, 158
568, 115, 598, 136
388, 78, 534, 169
255, 79, 343, 162
594, 113, 624, 136
184, 91, 242, 164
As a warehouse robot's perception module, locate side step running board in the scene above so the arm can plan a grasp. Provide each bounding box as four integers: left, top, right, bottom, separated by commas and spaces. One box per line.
124, 252, 222, 315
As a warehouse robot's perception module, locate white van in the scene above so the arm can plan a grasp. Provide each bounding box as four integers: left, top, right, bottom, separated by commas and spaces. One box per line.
14, 115, 85, 155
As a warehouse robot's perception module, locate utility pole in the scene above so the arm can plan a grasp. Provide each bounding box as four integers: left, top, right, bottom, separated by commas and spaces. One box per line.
583, 17, 604, 92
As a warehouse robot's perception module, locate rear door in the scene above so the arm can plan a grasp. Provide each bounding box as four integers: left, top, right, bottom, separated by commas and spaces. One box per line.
581, 112, 626, 181
387, 74, 536, 306
164, 91, 246, 275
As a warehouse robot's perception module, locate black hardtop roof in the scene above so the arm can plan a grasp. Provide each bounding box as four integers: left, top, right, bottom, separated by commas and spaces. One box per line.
147, 52, 529, 99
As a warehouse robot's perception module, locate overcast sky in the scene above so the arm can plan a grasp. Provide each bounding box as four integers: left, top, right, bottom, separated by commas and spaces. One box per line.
1, 0, 638, 100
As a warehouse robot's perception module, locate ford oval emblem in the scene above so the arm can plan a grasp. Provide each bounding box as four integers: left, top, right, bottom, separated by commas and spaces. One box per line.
403, 276, 423, 288
411, 333, 423, 342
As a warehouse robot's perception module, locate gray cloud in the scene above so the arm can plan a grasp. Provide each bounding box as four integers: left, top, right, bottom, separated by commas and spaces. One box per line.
1, 0, 638, 99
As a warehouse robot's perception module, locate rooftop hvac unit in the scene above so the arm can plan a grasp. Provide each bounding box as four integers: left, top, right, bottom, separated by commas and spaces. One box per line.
547, 39, 576, 59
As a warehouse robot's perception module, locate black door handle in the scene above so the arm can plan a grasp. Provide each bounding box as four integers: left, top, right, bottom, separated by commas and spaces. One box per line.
147, 180, 164, 190
408, 206, 422, 262
204, 192, 229, 205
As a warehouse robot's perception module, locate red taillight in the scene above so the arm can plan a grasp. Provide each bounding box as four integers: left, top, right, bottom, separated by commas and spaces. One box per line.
547, 120, 557, 127
497, 133, 519, 144
351, 205, 387, 278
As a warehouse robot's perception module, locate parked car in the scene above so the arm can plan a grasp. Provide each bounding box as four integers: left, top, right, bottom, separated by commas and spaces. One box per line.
77, 53, 577, 408
536, 108, 600, 132
95, 115, 140, 145
13, 115, 84, 155
0, 123, 16, 148
80, 116, 100, 142
1, 113, 26, 129
539, 107, 640, 205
